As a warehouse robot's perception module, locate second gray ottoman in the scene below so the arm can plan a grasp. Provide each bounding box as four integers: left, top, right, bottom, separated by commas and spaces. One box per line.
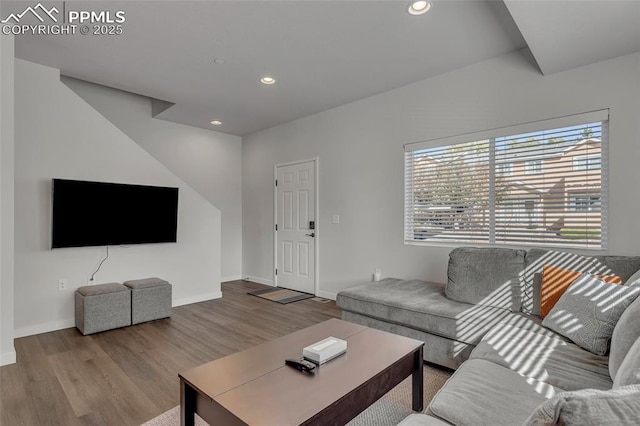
123, 277, 172, 324
75, 282, 131, 335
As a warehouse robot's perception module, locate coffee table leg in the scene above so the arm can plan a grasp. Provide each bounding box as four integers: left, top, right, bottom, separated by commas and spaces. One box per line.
412, 346, 424, 412
180, 378, 196, 426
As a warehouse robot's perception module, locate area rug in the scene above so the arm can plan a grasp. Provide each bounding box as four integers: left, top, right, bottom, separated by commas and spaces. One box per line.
247, 287, 314, 304
141, 364, 452, 426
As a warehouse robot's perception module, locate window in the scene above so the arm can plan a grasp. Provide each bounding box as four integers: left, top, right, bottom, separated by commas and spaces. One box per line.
496, 162, 512, 176
404, 110, 608, 249
569, 193, 601, 212
524, 159, 543, 174
573, 154, 601, 171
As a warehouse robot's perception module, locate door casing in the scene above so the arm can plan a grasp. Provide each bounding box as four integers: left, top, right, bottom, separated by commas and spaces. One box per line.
274, 157, 319, 295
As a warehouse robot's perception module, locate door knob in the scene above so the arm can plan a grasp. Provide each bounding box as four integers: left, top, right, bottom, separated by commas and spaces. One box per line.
305, 232, 315, 237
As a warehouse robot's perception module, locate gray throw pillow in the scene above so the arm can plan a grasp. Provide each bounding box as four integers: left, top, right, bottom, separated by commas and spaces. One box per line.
542, 273, 640, 355
614, 337, 640, 388
522, 385, 640, 426
625, 268, 640, 287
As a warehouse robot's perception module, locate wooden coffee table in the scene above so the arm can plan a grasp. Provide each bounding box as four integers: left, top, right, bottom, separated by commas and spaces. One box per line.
179, 318, 424, 426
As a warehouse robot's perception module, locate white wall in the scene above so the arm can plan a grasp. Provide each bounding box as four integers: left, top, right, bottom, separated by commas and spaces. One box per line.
243, 49, 640, 298
14, 59, 222, 337
60, 77, 243, 281
0, 33, 16, 365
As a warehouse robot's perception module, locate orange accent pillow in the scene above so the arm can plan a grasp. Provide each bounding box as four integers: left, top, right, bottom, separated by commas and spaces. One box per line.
540, 265, 623, 318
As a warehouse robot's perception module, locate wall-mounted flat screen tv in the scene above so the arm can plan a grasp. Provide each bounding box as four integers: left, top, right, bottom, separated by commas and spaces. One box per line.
52, 179, 179, 249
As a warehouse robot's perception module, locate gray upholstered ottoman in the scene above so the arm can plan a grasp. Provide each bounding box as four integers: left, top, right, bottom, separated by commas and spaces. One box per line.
123, 277, 172, 324
75, 282, 131, 335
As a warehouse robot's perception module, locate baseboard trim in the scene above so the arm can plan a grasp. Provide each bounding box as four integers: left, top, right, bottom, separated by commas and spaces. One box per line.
316, 290, 337, 301
221, 275, 243, 283
14, 319, 76, 338
173, 291, 223, 307
1, 350, 16, 366
14, 292, 224, 338
244, 276, 275, 286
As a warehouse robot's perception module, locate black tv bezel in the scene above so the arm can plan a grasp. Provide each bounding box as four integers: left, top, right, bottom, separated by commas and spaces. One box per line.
51, 178, 179, 249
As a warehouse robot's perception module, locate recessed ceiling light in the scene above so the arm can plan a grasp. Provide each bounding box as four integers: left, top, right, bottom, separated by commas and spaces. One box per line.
213, 58, 225, 64
260, 76, 276, 85
210, 120, 222, 126
408, 1, 431, 15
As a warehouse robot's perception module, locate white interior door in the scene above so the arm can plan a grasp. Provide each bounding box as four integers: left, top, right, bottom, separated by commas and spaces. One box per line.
276, 160, 316, 294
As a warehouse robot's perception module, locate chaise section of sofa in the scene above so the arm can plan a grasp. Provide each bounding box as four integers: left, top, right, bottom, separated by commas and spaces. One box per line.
338, 278, 512, 369
337, 248, 529, 368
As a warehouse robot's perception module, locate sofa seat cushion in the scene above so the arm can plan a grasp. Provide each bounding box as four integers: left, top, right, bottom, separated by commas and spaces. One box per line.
471, 317, 612, 391
336, 279, 511, 345
428, 359, 559, 426
397, 414, 452, 426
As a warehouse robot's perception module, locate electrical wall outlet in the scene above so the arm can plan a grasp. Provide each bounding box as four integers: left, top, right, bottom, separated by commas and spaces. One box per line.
58, 279, 68, 291
88, 277, 96, 286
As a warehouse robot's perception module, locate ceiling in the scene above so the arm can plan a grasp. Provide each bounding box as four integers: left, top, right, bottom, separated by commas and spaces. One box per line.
6, 1, 640, 136
504, 0, 640, 75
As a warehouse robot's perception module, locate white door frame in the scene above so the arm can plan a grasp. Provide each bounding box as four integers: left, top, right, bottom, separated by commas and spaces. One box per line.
274, 157, 319, 295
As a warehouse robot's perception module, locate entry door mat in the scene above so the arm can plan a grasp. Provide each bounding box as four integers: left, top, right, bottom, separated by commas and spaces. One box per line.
247, 287, 314, 304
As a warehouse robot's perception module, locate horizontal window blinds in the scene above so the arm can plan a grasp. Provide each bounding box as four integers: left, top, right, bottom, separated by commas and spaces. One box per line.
404, 111, 608, 250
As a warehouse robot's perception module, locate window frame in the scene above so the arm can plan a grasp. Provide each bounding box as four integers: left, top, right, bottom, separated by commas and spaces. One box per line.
403, 110, 609, 251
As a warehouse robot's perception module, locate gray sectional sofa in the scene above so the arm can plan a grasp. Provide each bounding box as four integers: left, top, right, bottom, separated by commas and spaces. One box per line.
336, 247, 640, 425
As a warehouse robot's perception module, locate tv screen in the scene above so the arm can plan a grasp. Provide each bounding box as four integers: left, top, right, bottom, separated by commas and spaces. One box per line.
52, 179, 179, 249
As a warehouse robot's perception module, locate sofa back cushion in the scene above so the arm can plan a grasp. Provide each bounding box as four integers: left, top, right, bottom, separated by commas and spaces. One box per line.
521, 249, 640, 315
596, 256, 640, 283
614, 337, 640, 388
625, 268, 640, 287
446, 247, 525, 311
610, 292, 640, 380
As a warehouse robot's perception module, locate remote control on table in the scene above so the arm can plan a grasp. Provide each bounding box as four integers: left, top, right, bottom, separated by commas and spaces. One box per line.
285, 358, 316, 374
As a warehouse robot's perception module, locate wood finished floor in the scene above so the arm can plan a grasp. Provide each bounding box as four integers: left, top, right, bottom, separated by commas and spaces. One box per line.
0, 281, 341, 426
